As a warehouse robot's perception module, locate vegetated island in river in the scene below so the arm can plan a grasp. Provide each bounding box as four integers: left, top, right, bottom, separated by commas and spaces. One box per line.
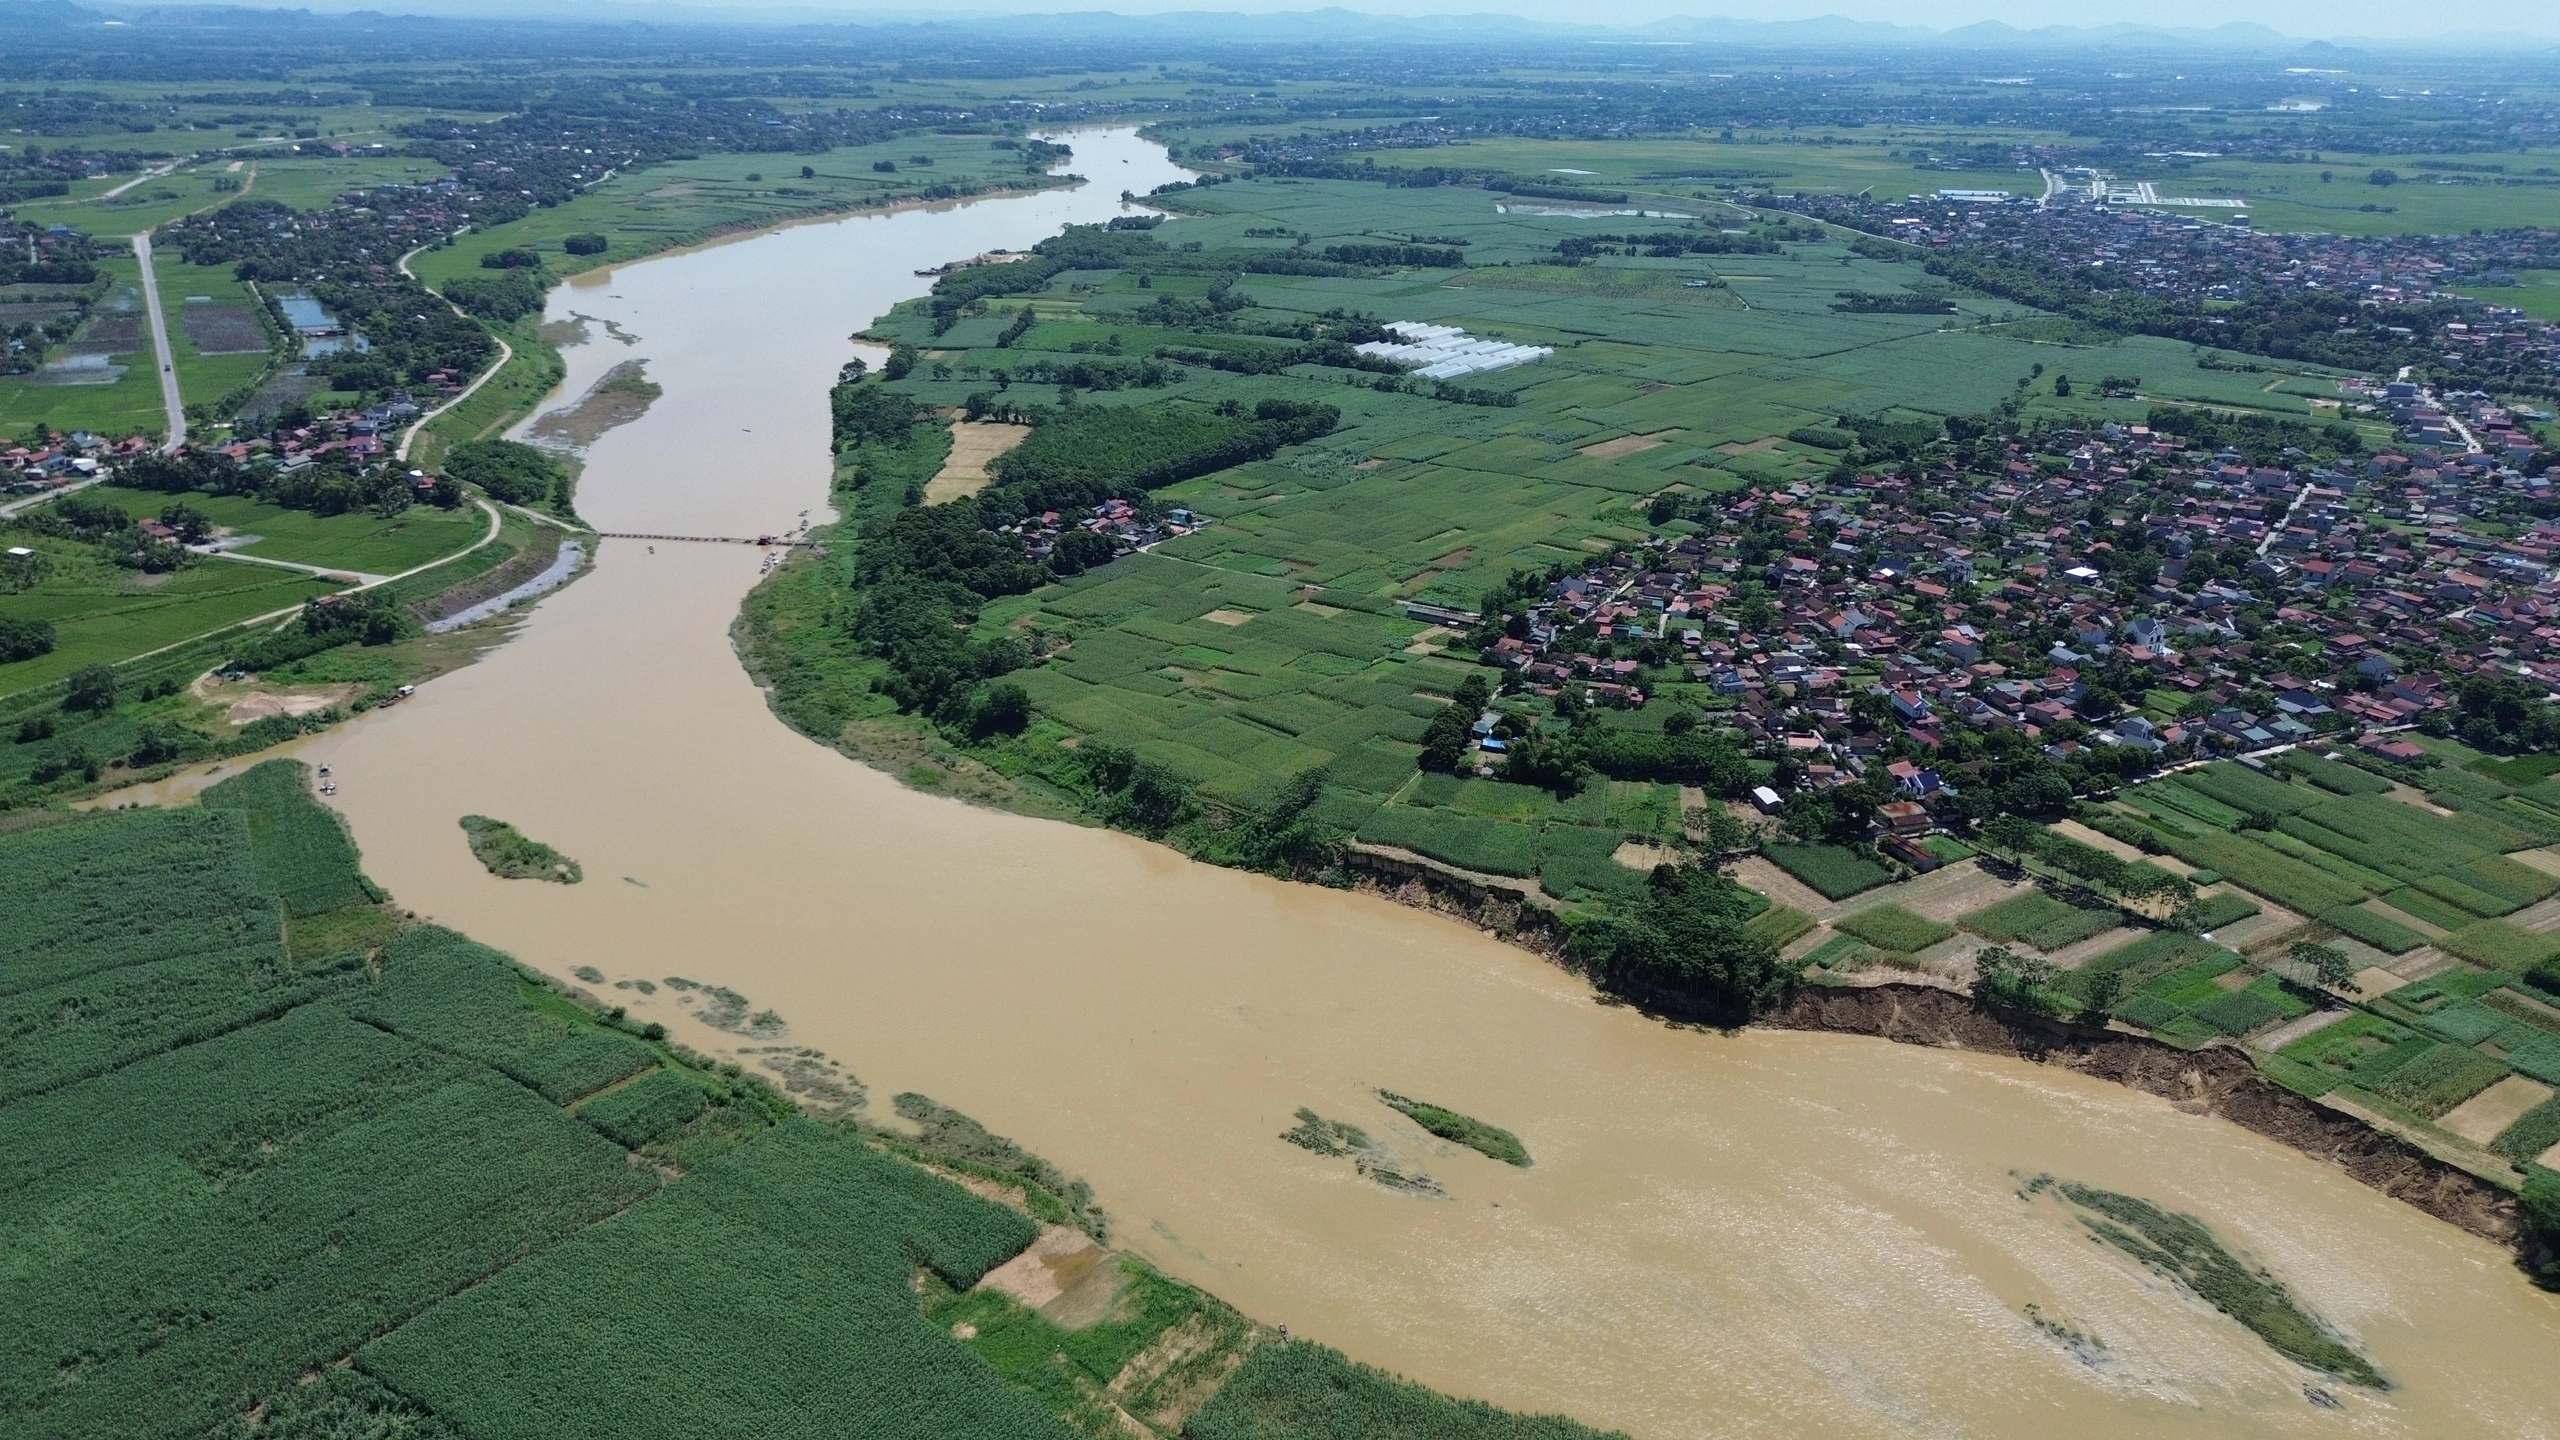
733, 190, 2560, 1284
0, 759, 1632, 1440
460, 813, 583, 882
2025, 1175, 2387, 1390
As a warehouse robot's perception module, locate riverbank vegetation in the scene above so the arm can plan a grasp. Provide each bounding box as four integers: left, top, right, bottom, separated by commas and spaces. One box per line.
0, 505, 551, 810
1, 758, 1614, 1438
458, 813, 581, 883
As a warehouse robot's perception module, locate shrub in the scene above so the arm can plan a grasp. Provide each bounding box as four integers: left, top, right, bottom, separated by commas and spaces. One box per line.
1377, 1090, 1530, 1166
563, 233, 608, 256
0, 614, 55, 662
1833, 904, 1954, 954
1188, 1340, 1621, 1440
443, 438, 565, 507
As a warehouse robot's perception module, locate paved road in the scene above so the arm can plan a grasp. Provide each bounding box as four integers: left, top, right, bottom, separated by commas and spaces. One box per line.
131, 232, 187, 453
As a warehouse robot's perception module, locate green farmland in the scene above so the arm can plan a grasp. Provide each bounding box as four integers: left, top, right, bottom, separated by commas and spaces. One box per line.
2081, 752, 2560, 1172
748, 167, 2373, 896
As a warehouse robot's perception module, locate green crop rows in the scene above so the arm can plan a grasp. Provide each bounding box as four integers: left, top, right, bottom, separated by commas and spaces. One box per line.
1832, 904, 1954, 955
1762, 843, 1892, 900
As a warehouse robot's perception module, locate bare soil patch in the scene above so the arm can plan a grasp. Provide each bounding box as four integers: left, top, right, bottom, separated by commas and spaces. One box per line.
974, 1225, 1119, 1316
1199, 608, 1255, 626
1613, 840, 1677, 871
922, 419, 1032, 505
1580, 429, 1682, 460
1714, 434, 1782, 456
205, 680, 360, 726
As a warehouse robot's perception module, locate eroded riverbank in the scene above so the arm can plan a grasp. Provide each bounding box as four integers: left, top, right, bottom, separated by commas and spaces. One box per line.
200, 130, 2560, 1438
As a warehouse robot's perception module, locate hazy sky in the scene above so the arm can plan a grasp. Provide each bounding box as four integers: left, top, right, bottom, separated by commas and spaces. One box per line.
264, 0, 2560, 42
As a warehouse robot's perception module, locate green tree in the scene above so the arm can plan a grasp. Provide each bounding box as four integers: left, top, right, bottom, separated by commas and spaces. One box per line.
62, 662, 117, 713
2524, 1169, 2560, 1289
970, 681, 1031, 738
0, 614, 54, 663
2080, 967, 2123, 1020
2292, 940, 2355, 989
1972, 945, 2065, 1017
1572, 862, 1788, 1022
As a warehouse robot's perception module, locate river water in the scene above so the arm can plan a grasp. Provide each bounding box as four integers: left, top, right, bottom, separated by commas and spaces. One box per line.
215, 130, 2560, 1436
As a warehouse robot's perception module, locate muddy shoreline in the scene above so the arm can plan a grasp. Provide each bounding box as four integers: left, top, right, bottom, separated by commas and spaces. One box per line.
1329, 848, 2531, 1254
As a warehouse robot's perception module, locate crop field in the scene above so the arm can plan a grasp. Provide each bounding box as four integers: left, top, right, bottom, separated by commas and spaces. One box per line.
0, 535, 341, 695
151, 252, 281, 416
1832, 903, 1954, 955
1761, 843, 1893, 900
2111, 760, 2560, 930
199, 759, 379, 915
0, 254, 169, 438
361, 1120, 1061, 1440
1188, 1339, 1626, 1440
1958, 890, 2126, 950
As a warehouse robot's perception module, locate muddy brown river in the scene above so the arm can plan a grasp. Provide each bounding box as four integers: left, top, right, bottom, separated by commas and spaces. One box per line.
170, 131, 2560, 1436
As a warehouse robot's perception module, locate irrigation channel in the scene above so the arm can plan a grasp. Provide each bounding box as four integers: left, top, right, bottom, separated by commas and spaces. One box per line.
170, 130, 2560, 1437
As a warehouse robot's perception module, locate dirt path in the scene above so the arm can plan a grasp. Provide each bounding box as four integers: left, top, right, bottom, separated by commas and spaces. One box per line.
923, 419, 1031, 504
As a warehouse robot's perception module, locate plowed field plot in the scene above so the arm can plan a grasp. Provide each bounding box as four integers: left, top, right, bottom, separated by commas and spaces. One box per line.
180, 305, 268, 354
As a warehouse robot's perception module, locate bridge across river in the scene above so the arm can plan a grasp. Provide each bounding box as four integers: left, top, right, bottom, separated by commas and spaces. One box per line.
594, 530, 816, 548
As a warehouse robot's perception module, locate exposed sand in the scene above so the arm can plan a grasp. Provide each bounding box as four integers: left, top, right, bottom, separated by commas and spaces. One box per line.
1612, 840, 1678, 871
2439, 1075, 2554, 1145
1579, 429, 1680, 460
2350, 966, 2411, 999
976, 1224, 1118, 1314
192, 671, 361, 726
922, 419, 1032, 504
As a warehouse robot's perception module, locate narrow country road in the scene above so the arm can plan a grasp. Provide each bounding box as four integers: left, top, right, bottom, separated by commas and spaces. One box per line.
131, 231, 187, 453
395, 230, 516, 463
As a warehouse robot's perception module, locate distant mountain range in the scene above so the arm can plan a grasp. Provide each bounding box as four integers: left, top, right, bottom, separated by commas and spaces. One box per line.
4, 0, 2551, 50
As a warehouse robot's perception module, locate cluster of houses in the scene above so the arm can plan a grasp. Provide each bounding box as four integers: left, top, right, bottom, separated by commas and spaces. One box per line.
1004, 499, 1202, 563
1779, 188, 2560, 394
1469, 415, 2560, 834
2, 430, 153, 491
